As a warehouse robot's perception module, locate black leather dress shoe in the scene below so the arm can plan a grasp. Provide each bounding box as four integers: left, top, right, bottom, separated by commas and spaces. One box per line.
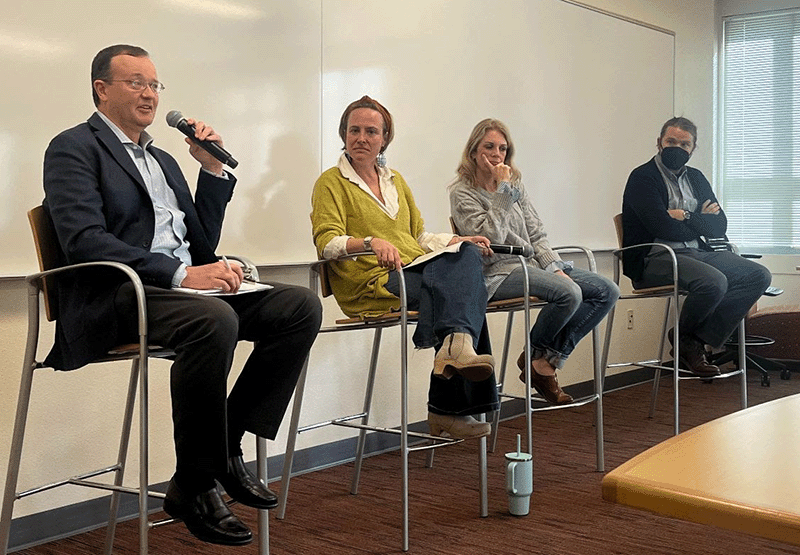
163, 477, 252, 546
217, 455, 278, 510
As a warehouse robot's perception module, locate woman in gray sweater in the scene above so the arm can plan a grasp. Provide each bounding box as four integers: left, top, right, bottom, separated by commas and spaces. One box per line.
449, 119, 619, 404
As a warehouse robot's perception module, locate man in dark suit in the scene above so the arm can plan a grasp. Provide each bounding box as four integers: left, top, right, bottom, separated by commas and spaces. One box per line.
622, 117, 771, 377
43, 44, 322, 546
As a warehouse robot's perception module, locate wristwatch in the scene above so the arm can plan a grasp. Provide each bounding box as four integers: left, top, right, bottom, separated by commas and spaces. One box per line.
363, 236, 373, 251
683, 210, 692, 221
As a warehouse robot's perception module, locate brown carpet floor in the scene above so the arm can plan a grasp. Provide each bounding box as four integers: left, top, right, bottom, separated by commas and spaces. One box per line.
14, 369, 800, 554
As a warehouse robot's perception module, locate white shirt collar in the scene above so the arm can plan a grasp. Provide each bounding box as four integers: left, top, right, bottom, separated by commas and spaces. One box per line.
337, 152, 399, 219
96, 110, 154, 149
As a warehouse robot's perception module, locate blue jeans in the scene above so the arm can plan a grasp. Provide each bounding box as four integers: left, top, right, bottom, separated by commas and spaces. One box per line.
385, 244, 488, 350
491, 266, 619, 368
385, 244, 499, 416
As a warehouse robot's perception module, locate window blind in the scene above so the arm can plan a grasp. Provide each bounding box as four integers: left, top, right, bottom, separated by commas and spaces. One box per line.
720, 9, 800, 253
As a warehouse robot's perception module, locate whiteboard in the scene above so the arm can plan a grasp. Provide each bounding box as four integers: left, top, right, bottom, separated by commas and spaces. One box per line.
0, 0, 673, 276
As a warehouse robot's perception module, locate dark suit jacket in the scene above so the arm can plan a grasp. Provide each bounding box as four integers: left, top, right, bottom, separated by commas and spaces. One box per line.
621, 157, 727, 283
42, 112, 236, 370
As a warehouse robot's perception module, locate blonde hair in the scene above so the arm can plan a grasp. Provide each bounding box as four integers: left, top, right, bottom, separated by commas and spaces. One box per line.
456, 118, 521, 187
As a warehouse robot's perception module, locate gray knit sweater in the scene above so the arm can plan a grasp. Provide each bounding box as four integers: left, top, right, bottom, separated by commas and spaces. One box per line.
449, 179, 561, 299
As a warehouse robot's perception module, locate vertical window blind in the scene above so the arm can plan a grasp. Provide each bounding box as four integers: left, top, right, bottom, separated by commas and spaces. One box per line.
720, 9, 800, 253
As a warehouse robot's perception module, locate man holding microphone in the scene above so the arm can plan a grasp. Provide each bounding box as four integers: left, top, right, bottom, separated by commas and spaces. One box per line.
42, 44, 321, 545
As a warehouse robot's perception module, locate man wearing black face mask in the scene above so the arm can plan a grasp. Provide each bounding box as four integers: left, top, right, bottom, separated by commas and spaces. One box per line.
621, 117, 771, 377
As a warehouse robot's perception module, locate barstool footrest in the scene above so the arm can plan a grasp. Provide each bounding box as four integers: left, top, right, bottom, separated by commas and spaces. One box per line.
333, 420, 462, 444
16, 465, 122, 498
68, 479, 166, 499
498, 392, 599, 412
297, 412, 368, 433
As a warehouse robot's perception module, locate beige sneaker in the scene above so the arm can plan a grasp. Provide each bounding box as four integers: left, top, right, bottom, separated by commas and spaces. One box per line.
427, 412, 491, 439
432, 332, 494, 382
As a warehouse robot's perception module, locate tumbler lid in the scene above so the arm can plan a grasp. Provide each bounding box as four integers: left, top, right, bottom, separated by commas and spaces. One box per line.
505, 433, 532, 461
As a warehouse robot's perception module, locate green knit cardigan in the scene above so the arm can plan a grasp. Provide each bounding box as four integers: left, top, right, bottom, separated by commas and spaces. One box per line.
311, 166, 427, 317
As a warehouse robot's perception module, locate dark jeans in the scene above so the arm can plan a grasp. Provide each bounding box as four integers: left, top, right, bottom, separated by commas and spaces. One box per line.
115, 282, 322, 482
635, 249, 771, 348
385, 244, 499, 416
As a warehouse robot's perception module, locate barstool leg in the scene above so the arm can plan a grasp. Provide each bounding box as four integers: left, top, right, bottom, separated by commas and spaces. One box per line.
351, 328, 382, 495
599, 302, 616, 393
1, 289, 41, 555
0, 355, 37, 555
591, 326, 604, 472
478, 414, 488, 517
649, 298, 673, 419
400, 308, 410, 552
276, 357, 310, 519
671, 296, 681, 435
256, 437, 269, 555
490, 311, 515, 453
138, 352, 150, 555
102, 360, 140, 555
738, 319, 748, 409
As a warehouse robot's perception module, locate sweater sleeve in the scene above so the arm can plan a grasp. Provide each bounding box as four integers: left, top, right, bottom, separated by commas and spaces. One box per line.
449, 180, 560, 269
450, 180, 518, 241
624, 165, 703, 243
310, 170, 349, 258
686, 168, 727, 239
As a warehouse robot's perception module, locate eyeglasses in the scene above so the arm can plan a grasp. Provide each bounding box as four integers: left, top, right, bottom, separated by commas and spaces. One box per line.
107, 79, 165, 94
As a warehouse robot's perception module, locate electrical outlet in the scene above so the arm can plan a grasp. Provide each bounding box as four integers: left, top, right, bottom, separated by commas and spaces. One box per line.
627, 309, 634, 329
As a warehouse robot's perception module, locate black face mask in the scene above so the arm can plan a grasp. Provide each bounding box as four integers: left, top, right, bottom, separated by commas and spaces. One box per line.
660, 146, 691, 171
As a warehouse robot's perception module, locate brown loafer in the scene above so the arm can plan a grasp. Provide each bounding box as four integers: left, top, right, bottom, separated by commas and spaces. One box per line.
667, 329, 721, 378
680, 348, 721, 378
516, 352, 573, 405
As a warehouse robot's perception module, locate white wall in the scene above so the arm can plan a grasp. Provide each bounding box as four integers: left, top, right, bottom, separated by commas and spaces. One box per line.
0, 0, 748, 524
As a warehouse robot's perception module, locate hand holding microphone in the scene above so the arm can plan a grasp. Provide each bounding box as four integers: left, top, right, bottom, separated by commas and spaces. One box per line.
489, 244, 534, 257
166, 110, 239, 169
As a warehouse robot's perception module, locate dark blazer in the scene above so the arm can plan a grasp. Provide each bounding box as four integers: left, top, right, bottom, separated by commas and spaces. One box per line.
42, 112, 236, 370
621, 157, 727, 283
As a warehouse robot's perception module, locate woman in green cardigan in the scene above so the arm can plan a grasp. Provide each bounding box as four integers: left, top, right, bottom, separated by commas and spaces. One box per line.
311, 96, 498, 439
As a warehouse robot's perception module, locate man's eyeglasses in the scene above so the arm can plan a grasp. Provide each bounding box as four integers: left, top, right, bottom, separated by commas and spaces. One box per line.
107, 79, 165, 94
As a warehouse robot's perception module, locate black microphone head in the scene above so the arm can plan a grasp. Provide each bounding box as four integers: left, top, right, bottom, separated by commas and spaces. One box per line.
165, 110, 184, 128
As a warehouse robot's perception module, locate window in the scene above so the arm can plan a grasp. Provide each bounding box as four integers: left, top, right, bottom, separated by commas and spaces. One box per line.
719, 9, 800, 253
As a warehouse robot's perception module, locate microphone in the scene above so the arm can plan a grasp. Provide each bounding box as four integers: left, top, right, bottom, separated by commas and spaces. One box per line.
166, 110, 238, 169
489, 244, 534, 257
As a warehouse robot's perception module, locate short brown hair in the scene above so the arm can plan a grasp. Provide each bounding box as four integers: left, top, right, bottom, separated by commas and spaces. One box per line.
91, 44, 149, 107
338, 96, 394, 153
659, 116, 697, 145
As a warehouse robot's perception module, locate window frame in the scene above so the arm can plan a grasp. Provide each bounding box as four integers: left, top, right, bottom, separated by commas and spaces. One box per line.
717, 7, 800, 254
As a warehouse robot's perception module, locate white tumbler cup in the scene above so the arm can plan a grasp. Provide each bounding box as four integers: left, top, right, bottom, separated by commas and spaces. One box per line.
505, 434, 533, 516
